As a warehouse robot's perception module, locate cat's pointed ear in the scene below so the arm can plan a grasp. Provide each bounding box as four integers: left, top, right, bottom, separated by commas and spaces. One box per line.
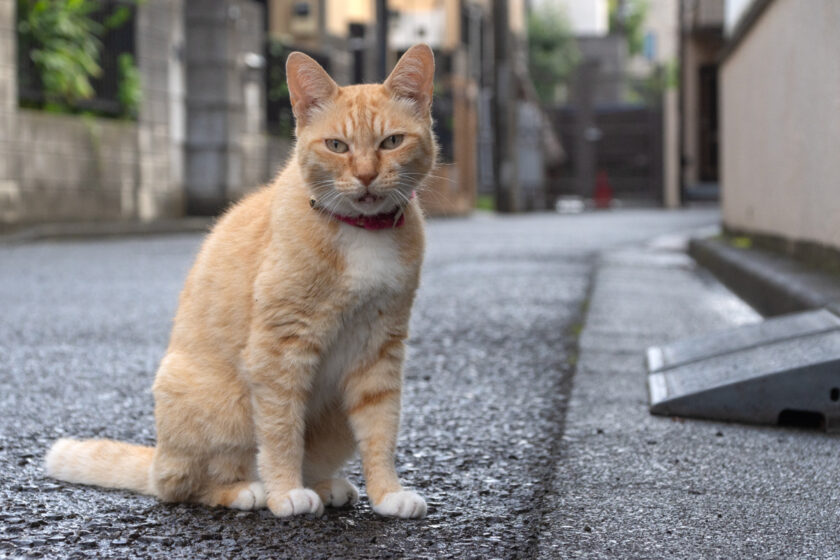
286, 52, 338, 124
384, 44, 435, 114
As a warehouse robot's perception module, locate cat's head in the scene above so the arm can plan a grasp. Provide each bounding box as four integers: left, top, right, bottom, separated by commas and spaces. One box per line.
286, 45, 437, 217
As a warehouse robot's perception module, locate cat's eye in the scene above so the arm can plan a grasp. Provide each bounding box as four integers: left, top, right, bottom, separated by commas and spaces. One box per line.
325, 139, 349, 153
380, 134, 404, 150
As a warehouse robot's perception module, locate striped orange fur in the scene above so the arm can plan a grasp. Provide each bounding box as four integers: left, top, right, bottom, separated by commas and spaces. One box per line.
45, 45, 436, 519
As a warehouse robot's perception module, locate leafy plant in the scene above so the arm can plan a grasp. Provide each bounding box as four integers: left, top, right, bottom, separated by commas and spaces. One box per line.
608, 0, 649, 58
626, 58, 679, 104
266, 40, 294, 137
527, 5, 579, 105
475, 194, 495, 211
17, 0, 143, 117
18, 0, 104, 107
117, 52, 141, 118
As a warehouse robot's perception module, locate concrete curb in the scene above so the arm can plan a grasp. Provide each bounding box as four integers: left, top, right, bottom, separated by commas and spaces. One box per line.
689, 237, 840, 317
0, 218, 215, 245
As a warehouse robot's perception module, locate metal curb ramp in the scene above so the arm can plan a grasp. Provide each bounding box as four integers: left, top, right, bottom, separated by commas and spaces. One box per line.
647, 309, 840, 432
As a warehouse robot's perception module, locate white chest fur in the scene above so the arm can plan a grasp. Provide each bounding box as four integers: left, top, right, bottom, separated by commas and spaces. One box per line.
336, 225, 407, 297
307, 226, 410, 415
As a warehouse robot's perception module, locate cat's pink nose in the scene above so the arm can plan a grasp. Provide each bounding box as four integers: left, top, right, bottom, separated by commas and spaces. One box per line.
356, 172, 378, 187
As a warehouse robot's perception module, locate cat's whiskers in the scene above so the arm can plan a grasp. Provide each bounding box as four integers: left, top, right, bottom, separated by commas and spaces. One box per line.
389, 188, 412, 209
315, 190, 346, 218
400, 172, 453, 185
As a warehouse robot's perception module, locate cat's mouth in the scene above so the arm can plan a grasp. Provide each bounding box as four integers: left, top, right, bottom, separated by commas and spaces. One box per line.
346, 191, 397, 216
356, 193, 383, 205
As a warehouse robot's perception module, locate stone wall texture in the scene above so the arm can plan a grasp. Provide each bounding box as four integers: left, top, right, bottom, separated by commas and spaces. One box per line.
0, 0, 289, 230
13, 111, 141, 223
0, 0, 186, 229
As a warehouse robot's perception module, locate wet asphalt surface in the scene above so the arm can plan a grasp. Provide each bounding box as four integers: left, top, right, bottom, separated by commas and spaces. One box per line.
0, 209, 719, 559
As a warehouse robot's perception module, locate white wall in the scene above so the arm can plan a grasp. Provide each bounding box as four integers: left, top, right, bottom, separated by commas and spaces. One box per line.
536, 0, 608, 36
724, 0, 755, 34
720, 0, 840, 249
643, 0, 678, 63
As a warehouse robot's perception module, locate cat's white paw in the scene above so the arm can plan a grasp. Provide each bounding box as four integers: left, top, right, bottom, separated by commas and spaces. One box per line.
316, 478, 360, 508
229, 481, 267, 510
267, 488, 324, 518
372, 490, 427, 518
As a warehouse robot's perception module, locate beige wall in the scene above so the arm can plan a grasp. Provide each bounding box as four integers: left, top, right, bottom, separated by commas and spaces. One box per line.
326, 0, 373, 36
720, 0, 840, 250
549, 0, 608, 35
269, 0, 323, 48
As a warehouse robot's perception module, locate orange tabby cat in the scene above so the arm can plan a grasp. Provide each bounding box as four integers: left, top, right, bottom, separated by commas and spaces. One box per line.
45, 45, 436, 519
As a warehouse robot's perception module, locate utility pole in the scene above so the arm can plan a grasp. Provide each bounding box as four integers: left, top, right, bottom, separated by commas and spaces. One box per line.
375, 0, 388, 81
492, 0, 518, 212
349, 23, 365, 84
573, 60, 598, 199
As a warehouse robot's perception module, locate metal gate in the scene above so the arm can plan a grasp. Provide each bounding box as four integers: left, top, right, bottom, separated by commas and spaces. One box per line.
548, 104, 663, 204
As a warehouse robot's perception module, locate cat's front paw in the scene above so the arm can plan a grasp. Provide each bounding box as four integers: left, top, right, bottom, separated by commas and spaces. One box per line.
267, 488, 324, 517
313, 478, 360, 508
372, 490, 427, 518
229, 481, 267, 510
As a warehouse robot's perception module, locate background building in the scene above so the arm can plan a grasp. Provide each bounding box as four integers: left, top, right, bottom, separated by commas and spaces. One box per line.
544, 0, 675, 207
2, 0, 553, 229
719, 0, 840, 253
678, 0, 725, 203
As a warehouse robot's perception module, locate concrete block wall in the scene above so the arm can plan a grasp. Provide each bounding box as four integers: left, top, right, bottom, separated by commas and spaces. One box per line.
1, 0, 289, 230
229, 0, 268, 200
0, 0, 185, 230
0, 0, 20, 226
184, 1, 231, 214
185, 0, 271, 213
13, 111, 140, 222
135, 0, 186, 220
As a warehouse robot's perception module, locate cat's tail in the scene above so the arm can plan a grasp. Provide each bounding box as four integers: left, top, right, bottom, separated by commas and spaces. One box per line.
45, 438, 155, 496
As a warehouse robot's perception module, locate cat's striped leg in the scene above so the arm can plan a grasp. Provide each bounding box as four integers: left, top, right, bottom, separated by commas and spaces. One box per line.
344, 341, 427, 519
245, 323, 325, 518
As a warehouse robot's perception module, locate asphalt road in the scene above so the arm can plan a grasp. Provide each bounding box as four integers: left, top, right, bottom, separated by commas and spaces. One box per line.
0, 209, 721, 559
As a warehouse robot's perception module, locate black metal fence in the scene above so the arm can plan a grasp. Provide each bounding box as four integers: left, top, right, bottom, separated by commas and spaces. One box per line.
432, 87, 454, 163
16, 0, 136, 116
548, 104, 663, 203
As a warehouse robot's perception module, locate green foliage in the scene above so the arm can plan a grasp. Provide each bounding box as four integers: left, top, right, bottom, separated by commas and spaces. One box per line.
17, 0, 142, 117
18, 0, 103, 106
103, 3, 133, 29
117, 52, 141, 118
266, 41, 289, 102
266, 40, 294, 137
626, 58, 679, 104
608, 0, 648, 57
527, 5, 579, 105
475, 194, 495, 212
730, 236, 754, 250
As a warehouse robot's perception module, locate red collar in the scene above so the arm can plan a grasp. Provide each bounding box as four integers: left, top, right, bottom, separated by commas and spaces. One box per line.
332, 209, 406, 230
311, 192, 414, 231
